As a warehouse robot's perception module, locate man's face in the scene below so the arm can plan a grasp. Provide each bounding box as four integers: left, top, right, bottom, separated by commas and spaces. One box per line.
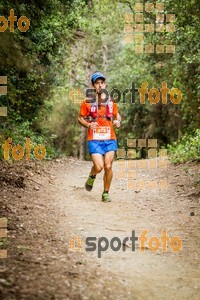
93, 79, 106, 94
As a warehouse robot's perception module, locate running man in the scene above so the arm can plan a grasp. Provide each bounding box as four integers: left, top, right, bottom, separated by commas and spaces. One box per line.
78, 71, 121, 202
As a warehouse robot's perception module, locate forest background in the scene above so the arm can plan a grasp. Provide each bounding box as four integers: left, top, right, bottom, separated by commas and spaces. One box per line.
0, 0, 199, 163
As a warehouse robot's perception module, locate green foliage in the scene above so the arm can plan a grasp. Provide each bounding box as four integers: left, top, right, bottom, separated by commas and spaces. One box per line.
168, 129, 200, 163
0, 0, 86, 159
0, 114, 57, 160
40, 91, 81, 157
0, 0, 76, 121
0, 0, 199, 161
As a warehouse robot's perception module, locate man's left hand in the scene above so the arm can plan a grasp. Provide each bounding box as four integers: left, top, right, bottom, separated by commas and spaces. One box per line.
113, 120, 121, 128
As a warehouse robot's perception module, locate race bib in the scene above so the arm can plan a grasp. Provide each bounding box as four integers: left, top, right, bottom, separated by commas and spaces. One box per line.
93, 127, 111, 140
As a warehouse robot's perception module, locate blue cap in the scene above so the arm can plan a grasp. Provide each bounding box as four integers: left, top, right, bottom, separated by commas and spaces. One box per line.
91, 72, 106, 84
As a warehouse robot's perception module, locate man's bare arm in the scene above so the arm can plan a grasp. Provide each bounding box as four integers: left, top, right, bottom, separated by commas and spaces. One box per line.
113, 113, 121, 128
78, 115, 90, 128
78, 115, 98, 130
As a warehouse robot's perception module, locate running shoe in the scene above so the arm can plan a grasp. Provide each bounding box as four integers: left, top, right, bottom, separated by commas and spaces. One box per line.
102, 192, 111, 202
85, 175, 96, 191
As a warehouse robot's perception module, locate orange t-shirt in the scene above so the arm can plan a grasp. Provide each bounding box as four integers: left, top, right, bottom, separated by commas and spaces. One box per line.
79, 100, 118, 141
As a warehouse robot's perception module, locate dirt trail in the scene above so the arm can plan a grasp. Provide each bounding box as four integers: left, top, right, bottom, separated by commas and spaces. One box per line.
0, 158, 200, 299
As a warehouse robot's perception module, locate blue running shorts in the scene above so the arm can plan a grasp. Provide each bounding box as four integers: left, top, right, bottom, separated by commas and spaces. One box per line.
88, 140, 118, 155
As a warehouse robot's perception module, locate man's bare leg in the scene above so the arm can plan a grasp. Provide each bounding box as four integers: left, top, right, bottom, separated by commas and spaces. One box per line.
85, 154, 104, 191
90, 154, 104, 175
103, 151, 115, 192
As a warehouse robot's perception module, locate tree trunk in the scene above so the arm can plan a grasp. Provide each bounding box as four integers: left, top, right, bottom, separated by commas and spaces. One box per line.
79, 62, 91, 160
